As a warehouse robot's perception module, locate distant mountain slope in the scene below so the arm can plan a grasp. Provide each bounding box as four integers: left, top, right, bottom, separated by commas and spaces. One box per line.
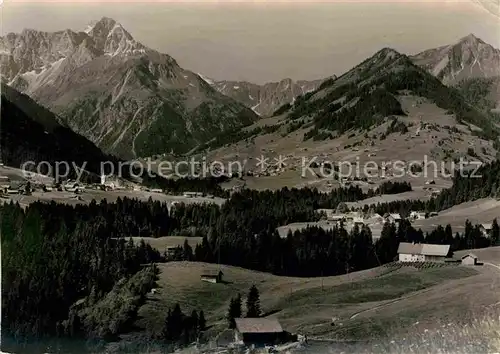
271, 47, 498, 141
1, 84, 112, 177
205, 76, 334, 117
411, 34, 500, 109
1, 17, 258, 159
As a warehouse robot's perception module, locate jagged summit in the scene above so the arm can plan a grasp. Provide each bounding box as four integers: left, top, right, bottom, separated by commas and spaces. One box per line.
0, 19, 257, 159
459, 33, 483, 44
86, 17, 132, 40
83, 17, 137, 55
377, 47, 402, 56
411, 33, 500, 85
85, 17, 116, 33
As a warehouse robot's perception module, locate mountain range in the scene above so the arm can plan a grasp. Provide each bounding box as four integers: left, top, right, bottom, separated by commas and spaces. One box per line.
2, 18, 499, 165
1, 17, 257, 159
249, 46, 497, 143
411, 33, 500, 110
203, 76, 335, 117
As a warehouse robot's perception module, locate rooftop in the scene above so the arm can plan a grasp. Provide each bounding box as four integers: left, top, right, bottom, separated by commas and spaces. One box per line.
201, 270, 223, 277
235, 318, 283, 334
397, 242, 450, 257
461, 253, 478, 259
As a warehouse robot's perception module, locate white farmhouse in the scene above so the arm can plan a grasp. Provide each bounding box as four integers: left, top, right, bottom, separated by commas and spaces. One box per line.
397, 242, 450, 262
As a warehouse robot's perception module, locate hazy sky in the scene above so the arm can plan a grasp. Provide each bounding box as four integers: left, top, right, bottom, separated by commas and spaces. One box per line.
1, 1, 499, 83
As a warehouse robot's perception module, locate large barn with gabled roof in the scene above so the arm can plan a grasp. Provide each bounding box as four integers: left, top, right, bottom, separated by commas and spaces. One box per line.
397, 242, 451, 262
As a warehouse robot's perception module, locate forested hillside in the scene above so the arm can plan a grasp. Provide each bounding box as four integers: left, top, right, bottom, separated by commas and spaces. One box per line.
1, 201, 161, 339
363, 159, 500, 216
275, 49, 499, 142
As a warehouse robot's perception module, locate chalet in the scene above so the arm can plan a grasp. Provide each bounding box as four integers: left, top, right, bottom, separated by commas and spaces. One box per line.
410, 211, 426, 220
150, 188, 163, 193
365, 213, 384, 225
385, 213, 402, 224
345, 212, 362, 223
103, 182, 116, 191
480, 224, 493, 237
397, 242, 450, 262
317, 209, 346, 223
201, 270, 224, 284
461, 253, 478, 266
165, 246, 180, 258
234, 318, 284, 345
64, 181, 79, 190
352, 216, 365, 225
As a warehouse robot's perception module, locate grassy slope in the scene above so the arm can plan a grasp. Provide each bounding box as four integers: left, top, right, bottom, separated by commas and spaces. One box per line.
135, 259, 490, 341
130, 236, 202, 252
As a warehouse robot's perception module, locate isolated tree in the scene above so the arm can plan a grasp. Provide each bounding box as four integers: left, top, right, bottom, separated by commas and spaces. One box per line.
246, 285, 261, 318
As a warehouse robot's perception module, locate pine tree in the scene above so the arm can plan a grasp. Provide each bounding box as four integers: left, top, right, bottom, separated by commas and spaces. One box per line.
227, 294, 242, 328
246, 285, 261, 318
163, 309, 172, 340
492, 219, 500, 246
234, 293, 242, 319
190, 310, 199, 333
198, 310, 206, 331
170, 303, 184, 340
183, 239, 193, 261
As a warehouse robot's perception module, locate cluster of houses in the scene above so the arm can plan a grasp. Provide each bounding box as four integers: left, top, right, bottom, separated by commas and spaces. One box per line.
183, 191, 205, 198
318, 209, 438, 228
0, 172, 218, 204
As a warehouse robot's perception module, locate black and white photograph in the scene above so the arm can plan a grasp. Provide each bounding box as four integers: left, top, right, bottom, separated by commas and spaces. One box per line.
1, 0, 500, 353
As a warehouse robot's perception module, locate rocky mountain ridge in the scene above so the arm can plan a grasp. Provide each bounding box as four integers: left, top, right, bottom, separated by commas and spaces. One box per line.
411, 33, 500, 109
204, 76, 335, 117
1, 17, 258, 159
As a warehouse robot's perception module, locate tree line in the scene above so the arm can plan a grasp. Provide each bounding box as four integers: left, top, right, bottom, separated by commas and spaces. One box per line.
360, 160, 500, 216
162, 304, 206, 346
